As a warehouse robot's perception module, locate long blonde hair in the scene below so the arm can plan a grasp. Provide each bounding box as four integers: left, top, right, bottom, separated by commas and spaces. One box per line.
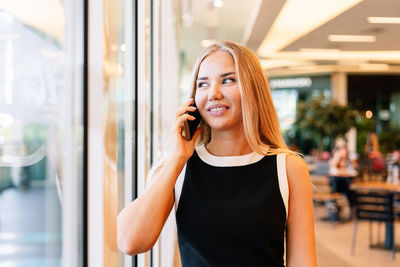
189, 41, 295, 156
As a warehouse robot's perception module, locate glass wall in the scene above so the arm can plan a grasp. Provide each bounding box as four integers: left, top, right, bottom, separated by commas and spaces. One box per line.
0, 1, 85, 267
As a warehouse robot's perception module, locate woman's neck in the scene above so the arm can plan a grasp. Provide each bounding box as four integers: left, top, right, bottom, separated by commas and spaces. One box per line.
206, 128, 253, 156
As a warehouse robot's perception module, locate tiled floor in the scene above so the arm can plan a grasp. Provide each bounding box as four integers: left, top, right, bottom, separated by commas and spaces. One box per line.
315, 206, 400, 267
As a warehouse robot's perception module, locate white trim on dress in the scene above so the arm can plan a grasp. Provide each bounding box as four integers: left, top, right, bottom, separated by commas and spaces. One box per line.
276, 153, 289, 221
196, 144, 265, 167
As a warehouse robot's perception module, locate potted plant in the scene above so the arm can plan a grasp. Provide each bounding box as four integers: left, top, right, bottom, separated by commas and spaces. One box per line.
294, 95, 359, 155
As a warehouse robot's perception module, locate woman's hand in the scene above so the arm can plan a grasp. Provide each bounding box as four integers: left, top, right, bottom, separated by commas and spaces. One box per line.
170, 98, 202, 162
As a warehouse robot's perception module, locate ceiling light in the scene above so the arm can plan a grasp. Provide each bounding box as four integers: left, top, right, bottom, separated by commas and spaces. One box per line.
367, 17, 400, 24
257, 0, 362, 56
214, 0, 224, 8
260, 50, 400, 62
328, 35, 376, 42
299, 48, 341, 52
260, 59, 315, 69
359, 63, 389, 70
299, 48, 341, 55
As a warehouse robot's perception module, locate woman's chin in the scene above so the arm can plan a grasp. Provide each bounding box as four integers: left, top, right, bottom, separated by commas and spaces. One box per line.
207, 122, 240, 132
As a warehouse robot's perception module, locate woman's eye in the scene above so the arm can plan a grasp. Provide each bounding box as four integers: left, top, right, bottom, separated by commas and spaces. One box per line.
197, 82, 207, 88
222, 78, 235, 85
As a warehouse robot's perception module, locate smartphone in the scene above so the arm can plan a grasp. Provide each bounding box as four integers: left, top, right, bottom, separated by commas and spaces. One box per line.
182, 103, 202, 140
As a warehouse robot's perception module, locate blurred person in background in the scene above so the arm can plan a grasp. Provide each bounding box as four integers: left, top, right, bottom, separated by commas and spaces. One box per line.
329, 139, 358, 178
365, 132, 385, 176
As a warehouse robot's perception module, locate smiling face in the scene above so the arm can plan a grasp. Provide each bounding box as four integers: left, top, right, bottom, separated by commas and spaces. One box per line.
195, 51, 243, 132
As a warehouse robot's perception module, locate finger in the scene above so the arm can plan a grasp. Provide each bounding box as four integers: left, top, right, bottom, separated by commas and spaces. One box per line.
178, 114, 196, 123
176, 104, 197, 119
190, 127, 202, 144
175, 114, 195, 134
185, 98, 194, 105
176, 101, 195, 117
178, 98, 194, 111
177, 105, 196, 116
179, 98, 194, 113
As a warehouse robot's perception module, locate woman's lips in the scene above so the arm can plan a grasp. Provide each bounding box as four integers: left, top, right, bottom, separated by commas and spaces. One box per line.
207, 105, 229, 116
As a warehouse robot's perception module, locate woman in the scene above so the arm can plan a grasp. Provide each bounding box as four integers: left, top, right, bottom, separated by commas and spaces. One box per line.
118, 41, 317, 267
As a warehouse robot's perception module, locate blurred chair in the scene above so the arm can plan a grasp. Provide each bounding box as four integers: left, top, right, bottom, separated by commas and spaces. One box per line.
351, 190, 396, 259
311, 175, 344, 221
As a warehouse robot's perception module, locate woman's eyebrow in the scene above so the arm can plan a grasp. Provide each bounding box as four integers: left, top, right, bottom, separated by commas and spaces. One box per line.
220, 72, 236, 78
197, 72, 236, 81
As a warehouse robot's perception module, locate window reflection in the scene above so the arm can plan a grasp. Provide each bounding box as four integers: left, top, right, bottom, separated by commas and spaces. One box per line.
0, 1, 83, 266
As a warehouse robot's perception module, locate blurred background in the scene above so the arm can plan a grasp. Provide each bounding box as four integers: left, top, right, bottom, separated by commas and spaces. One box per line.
0, 0, 400, 266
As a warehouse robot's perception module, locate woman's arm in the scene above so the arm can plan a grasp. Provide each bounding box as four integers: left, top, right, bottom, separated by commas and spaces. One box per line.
285, 154, 317, 267
117, 98, 201, 256
117, 155, 186, 255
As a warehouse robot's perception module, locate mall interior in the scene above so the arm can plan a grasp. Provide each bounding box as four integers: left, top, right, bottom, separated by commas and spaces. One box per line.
1, 0, 400, 266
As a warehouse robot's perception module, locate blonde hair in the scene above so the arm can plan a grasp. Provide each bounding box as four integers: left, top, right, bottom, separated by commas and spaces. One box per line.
189, 40, 296, 156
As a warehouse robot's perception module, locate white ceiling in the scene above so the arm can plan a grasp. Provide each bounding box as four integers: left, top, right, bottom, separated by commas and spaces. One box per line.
281, 0, 400, 52
180, 0, 400, 76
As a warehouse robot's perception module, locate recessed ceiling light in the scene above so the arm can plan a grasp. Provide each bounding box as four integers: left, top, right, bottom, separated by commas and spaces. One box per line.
328, 35, 376, 42
367, 17, 400, 24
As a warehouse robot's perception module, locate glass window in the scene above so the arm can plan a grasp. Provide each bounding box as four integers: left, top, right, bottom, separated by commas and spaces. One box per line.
0, 1, 84, 266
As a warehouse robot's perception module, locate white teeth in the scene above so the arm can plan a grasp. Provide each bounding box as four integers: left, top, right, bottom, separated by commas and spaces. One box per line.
210, 107, 226, 112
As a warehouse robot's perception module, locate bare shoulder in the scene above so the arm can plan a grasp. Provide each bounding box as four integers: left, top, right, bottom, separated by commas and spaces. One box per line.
285, 154, 310, 188
286, 154, 308, 172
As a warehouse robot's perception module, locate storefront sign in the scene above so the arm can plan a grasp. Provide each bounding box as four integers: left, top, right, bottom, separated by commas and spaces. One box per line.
270, 77, 312, 89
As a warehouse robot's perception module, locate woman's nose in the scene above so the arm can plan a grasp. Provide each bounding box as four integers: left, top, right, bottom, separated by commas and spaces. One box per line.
208, 82, 223, 101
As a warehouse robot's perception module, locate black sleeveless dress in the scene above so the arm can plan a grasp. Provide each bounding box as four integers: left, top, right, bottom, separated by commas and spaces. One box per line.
175, 148, 287, 267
